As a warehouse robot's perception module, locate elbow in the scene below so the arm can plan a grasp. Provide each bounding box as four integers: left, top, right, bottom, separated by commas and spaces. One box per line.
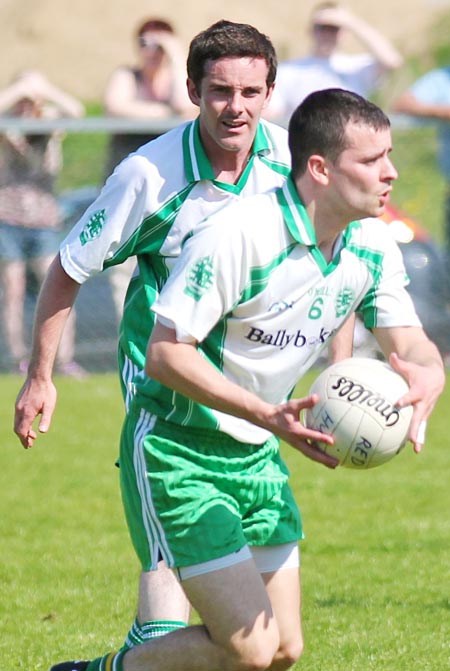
145, 349, 161, 380
145, 342, 169, 383
73, 105, 85, 119
388, 54, 404, 71
104, 101, 123, 117
391, 92, 411, 114
69, 101, 86, 119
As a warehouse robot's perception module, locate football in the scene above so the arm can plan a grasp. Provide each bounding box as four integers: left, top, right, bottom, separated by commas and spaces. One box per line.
304, 357, 414, 469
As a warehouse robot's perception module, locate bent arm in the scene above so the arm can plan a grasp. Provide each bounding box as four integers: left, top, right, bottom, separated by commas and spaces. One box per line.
0, 71, 84, 118
0, 79, 31, 114
329, 314, 355, 362
104, 68, 173, 119
14, 255, 81, 448
393, 90, 450, 122
39, 80, 85, 118
373, 326, 445, 450
317, 6, 403, 70
345, 14, 403, 70
146, 322, 338, 468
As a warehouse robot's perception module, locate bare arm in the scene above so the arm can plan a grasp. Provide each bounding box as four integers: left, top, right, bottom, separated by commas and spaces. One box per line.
0, 78, 32, 114
104, 67, 174, 119
373, 326, 445, 451
146, 322, 338, 469
316, 6, 403, 70
0, 71, 84, 118
329, 314, 355, 362
155, 32, 195, 116
14, 255, 81, 448
393, 90, 450, 122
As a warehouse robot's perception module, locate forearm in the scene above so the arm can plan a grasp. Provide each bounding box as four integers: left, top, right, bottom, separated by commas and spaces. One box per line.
345, 15, 403, 69
28, 254, 81, 380
106, 97, 173, 119
329, 314, 355, 362
394, 91, 450, 121
147, 323, 273, 429
0, 80, 27, 113
374, 326, 443, 370
42, 82, 85, 118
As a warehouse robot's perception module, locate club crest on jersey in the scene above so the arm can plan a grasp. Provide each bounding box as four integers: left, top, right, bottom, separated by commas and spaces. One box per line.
335, 287, 355, 317
79, 209, 106, 246
184, 256, 214, 300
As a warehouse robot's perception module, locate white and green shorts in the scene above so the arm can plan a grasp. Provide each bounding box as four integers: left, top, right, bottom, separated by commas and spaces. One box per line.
120, 405, 303, 570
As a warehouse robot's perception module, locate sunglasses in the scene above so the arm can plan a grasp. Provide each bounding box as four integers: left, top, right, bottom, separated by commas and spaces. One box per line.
313, 23, 340, 32
138, 36, 164, 50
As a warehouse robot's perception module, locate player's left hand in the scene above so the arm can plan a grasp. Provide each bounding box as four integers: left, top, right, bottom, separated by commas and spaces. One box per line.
389, 352, 445, 452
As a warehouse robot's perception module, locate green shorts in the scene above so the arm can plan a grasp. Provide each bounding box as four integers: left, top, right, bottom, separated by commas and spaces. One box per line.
120, 405, 303, 570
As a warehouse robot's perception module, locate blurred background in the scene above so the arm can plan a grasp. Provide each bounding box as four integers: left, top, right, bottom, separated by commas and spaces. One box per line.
2, 0, 450, 372
0, 0, 447, 102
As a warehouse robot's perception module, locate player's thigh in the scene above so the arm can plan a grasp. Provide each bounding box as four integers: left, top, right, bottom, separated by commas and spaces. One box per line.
182, 558, 280, 665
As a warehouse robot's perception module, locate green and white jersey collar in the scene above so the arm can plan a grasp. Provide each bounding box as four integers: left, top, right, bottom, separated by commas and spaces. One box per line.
182, 118, 278, 194
277, 175, 357, 275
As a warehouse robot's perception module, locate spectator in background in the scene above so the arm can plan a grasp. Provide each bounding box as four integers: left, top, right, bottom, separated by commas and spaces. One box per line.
0, 70, 87, 376
393, 66, 450, 282
103, 18, 195, 321
104, 17, 195, 174
265, 2, 403, 122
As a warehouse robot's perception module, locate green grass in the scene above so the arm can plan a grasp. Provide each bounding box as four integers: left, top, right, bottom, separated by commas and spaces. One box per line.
391, 126, 446, 244
1, 372, 449, 670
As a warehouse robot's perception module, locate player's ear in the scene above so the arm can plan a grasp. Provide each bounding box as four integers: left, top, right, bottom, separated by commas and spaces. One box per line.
187, 78, 200, 106
262, 83, 275, 108
308, 155, 329, 185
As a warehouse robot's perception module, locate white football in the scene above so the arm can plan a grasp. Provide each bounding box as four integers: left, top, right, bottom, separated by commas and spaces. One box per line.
304, 357, 413, 469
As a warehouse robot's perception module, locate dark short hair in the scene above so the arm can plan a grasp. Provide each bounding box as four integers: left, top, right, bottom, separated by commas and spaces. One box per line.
136, 18, 174, 39
288, 88, 391, 178
187, 20, 277, 93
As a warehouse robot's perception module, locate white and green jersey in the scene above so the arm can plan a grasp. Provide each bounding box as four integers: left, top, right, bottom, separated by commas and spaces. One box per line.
140, 176, 421, 444
59, 118, 290, 378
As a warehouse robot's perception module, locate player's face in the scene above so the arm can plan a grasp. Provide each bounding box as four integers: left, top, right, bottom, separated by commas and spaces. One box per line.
326, 122, 398, 220
187, 56, 273, 158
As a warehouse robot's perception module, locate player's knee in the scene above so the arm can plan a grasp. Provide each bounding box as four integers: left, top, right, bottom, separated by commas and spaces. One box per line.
274, 633, 304, 671
224, 625, 280, 671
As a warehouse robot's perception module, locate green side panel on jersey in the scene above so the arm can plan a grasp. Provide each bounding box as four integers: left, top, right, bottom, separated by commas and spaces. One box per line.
103, 183, 196, 269
200, 317, 228, 375
345, 227, 385, 328
135, 376, 222, 431
119, 273, 159, 369
240, 243, 298, 303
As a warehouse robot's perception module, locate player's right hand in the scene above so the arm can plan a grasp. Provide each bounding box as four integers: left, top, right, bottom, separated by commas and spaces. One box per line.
266, 395, 339, 469
14, 378, 57, 449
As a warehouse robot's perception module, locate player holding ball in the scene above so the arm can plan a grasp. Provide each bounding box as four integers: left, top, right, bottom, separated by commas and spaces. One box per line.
51, 88, 444, 671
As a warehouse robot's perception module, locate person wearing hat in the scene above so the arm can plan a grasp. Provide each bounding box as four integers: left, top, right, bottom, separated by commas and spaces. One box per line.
266, 2, 403, 123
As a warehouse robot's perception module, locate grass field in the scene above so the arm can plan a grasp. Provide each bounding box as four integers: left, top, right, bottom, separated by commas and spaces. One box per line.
1, 371, 449, 671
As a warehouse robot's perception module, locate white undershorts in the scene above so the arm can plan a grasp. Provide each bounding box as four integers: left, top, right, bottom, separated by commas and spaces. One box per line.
177, 541, 300, 581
